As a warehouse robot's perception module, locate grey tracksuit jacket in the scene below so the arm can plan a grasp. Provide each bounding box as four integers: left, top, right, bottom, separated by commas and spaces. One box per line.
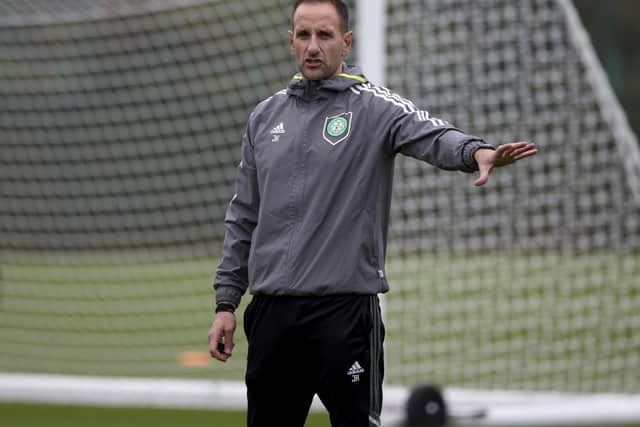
214, 65, 493, 307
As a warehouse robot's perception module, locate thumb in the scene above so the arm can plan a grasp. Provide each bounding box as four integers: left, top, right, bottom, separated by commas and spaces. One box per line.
474, 164, 491, 186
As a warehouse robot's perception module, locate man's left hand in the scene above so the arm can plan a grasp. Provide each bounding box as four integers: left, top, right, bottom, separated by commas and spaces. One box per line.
474, 141, 538, 187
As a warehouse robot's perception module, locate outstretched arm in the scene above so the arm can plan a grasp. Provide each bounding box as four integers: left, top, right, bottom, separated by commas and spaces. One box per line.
474, 141, 538, 186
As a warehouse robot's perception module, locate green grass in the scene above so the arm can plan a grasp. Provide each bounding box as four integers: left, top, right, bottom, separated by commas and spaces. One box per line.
0, 250, 638, 391
2, 403, 639, 427
0, 403, 331, 427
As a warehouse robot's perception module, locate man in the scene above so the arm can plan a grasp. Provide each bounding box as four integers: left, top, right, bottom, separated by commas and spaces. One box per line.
208, 1, 537, 426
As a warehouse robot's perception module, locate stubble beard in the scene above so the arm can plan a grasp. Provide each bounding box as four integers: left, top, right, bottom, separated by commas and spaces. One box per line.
300, 61, 340, 81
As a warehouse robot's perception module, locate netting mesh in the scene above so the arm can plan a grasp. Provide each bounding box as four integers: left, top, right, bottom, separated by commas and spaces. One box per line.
0, 0, 294, 378
0, 0, 638, 394
384, 0, 639, 392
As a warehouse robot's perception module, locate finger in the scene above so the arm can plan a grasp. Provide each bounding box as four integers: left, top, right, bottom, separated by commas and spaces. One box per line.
474, 167, 490, 186
512, 148, 538, 160
509, 145, 538, 161
509, 142, 536, 153
209, 334, 220, 354
224, 330, 235, 356
217, 340, 231, 362
474, 175, 488, 186
497, 143, 537, 165
505, 141, 531, 149
493, 142, 537, 166
510, 142, 536, 155
209, 343, 224, 361
499, 142, 533, 157
210, 342, 230, 362
208, 328, 228, 362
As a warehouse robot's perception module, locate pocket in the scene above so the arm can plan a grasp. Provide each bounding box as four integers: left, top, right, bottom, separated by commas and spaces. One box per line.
360, 297, 374, 336
243, 297, 257, 339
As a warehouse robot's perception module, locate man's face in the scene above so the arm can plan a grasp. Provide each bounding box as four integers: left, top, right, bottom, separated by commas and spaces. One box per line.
289, 2, 352, 81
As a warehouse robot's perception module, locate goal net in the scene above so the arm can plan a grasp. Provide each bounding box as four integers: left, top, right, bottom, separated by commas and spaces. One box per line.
380, 0, 640, 422
0, 0, 294, 381
384, 0, 640, 392
1, 0, 639, 424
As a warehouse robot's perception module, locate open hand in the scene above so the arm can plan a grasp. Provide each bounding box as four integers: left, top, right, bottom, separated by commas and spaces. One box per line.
474, 141, 537, 186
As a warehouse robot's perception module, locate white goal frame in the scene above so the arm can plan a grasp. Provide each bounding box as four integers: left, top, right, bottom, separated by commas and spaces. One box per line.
2, 373, 640, 426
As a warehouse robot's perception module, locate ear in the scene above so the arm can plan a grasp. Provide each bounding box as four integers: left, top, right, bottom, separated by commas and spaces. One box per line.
289, 30, 295, 55
342, 31, 353, 58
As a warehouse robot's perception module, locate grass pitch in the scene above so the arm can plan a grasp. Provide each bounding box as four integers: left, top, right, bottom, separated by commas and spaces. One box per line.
0, 403, 330, 427
2, 403, 640, 427
0, 249, 638, 390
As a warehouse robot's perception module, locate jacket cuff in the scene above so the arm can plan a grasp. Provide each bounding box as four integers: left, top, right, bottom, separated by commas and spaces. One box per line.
214, 285, 243, 307
462, 140, 495, 171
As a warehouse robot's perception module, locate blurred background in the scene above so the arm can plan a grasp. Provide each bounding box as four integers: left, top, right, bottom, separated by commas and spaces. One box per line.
576, 0, 640, 136
1, 0, 639, 426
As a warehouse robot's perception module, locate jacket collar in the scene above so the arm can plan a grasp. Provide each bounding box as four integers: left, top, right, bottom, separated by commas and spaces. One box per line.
286, 64, 368, 100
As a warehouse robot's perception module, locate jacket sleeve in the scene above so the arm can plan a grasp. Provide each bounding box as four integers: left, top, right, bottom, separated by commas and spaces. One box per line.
213, 115, 260, 307
382, 94, 494, 172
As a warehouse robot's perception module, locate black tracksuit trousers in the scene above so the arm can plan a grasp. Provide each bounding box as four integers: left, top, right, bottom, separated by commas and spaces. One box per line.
243, 294, 385, 427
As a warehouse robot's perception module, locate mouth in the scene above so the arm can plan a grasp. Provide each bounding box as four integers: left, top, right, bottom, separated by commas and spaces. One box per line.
304, 58, 323, 68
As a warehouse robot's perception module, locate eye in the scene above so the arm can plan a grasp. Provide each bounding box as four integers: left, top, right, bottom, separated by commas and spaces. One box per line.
296, 30, 310, 39
318, 31, 334, 39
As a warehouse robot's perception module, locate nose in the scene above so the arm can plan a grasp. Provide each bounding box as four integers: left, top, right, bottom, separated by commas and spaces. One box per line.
307, 34, 320, 55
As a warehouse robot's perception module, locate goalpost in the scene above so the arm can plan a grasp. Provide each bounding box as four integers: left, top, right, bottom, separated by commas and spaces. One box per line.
1, 0, 639, 425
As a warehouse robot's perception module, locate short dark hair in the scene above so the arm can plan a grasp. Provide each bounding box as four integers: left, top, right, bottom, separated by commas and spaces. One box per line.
291, 0, 350, 33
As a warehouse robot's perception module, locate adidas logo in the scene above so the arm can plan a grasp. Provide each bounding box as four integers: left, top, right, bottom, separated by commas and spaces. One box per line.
348, 361, 365, 383
270, 122, 285, 142
348, 361, 365, 376
270, 122, 286, 134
